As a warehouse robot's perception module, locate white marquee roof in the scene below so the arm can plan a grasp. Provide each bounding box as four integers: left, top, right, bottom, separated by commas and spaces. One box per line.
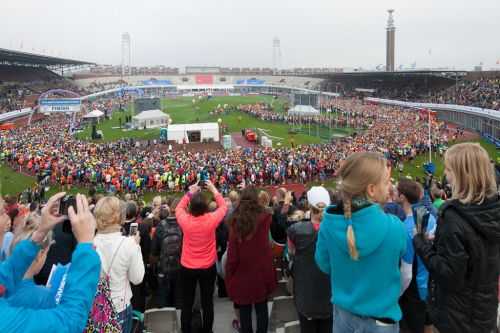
132, 109, 169, 120
83, 109, 104, 118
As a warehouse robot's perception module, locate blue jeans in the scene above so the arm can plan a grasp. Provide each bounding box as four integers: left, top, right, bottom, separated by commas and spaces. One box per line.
333, 307, 399, 333
118, 305, 133, 333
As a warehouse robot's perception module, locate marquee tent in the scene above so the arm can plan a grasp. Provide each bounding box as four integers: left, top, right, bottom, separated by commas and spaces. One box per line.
132, 109, 170, 129
287, 105, 320, 117
83, 109, 104, 119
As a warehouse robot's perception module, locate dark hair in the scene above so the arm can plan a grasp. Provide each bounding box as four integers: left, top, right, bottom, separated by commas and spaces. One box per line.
141, 206, 152, 219
397, 179, 422, 204
230, 187, 263, 241
189, 192, 209, 217
125, 202, 138, 220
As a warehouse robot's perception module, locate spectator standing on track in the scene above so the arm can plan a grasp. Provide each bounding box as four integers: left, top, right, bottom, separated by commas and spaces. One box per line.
225, 186, 277, 333
413, 143, 500, 333
315, 152, 407, 333
287, 186, 333, 333
175, 180, 227, 333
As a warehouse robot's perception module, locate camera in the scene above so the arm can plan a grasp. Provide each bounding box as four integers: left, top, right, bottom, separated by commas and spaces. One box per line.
59, 195, 77, 233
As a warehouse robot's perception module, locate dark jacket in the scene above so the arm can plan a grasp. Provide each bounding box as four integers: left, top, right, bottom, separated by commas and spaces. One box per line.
35, 223, 77, 285
287, 221, 332, 319
413, 195, 500, 333
225, 212, 277, 305
271, 202, 296, 244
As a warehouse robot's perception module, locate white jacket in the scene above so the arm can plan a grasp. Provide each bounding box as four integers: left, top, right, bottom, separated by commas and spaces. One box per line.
94, 232, 145, 312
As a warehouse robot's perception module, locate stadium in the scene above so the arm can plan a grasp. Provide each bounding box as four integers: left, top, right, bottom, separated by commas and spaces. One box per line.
0, 4, 499, 333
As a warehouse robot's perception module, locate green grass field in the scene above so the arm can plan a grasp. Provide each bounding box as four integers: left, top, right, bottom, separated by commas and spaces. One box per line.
76, 96, 351, 145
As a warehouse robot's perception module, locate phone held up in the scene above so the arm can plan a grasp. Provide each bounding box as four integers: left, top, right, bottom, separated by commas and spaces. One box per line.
59, 195, 77, 233
129, 222, 139, 237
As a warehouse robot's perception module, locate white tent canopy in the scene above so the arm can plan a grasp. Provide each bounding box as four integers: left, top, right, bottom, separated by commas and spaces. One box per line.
287, 105, 320, 116
167, 122, 219, 143
132, 109, 170, 129
83, 109, 104, 118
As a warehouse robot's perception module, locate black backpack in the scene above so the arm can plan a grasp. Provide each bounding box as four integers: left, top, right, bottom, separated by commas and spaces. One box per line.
158, 218, 182, 275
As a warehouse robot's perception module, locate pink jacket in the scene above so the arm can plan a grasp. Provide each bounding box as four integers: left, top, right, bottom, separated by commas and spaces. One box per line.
175, 192, 228, 269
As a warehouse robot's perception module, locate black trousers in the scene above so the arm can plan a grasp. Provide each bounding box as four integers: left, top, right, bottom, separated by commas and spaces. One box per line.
298, 312, 332, 333
238, 301, 269, 333
180, 265, 216, 333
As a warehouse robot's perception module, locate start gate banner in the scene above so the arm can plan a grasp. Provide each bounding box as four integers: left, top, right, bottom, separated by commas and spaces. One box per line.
39, 99, 81, 113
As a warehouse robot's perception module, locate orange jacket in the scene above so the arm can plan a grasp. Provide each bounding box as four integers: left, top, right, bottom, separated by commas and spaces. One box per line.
175, 192, 228, 269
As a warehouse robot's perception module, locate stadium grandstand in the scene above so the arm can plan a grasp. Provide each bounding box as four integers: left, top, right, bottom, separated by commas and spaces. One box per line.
0, 48, 93, 114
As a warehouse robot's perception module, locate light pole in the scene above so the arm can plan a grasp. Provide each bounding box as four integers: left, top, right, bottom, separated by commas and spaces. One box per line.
218, 118, 223, 143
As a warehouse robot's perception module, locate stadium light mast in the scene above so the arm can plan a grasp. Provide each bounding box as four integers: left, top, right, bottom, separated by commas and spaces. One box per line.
121, 32, 131, 78
386, 9, 396, 72
273, 37, 282, 75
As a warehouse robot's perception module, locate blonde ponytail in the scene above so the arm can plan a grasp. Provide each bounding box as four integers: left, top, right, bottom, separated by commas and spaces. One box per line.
343, 193, 359, 260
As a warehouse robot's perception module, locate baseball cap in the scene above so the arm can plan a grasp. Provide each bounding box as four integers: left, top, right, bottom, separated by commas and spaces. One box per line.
307, 186, 331, 208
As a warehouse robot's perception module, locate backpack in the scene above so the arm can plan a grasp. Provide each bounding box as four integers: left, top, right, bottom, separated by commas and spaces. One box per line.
84, 239, 125, 333
158, 219, 182, 275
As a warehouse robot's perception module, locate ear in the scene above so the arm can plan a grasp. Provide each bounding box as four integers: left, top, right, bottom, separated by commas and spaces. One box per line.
366, 184, 376, 200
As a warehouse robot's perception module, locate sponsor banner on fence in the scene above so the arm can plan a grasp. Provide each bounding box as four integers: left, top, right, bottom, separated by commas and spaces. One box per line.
39, 99, 81, 113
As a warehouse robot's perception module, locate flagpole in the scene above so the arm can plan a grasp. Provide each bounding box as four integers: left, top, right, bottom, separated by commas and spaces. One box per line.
428, 108, 432, 163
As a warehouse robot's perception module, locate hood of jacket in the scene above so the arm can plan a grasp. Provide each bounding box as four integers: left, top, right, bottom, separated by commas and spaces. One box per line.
323, 199, 391, 258
446, 194, 500, 243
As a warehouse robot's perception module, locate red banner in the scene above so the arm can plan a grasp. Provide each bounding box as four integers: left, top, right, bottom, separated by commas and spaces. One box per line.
195, 75, 214, 84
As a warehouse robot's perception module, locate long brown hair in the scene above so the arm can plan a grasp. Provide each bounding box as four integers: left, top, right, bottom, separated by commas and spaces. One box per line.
230, 187, 264, 241
338, 152, 387, 260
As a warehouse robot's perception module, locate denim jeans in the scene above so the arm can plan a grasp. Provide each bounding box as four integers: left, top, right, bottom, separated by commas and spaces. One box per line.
333, 306, 399, 333
117, 305, 133, 333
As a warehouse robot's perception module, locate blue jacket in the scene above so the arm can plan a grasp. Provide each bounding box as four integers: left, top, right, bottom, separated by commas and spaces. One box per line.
315, 203, 407, 321
6, 279, 56, 309
401, 203, 437, 301
0, 240, 101, 333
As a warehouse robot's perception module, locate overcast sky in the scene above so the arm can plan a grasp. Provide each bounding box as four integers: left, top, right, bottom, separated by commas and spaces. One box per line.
1, 0, 499, 70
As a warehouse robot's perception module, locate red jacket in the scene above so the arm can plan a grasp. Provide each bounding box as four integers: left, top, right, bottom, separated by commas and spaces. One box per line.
175, 192, 227, 269
225, 212, 277, 305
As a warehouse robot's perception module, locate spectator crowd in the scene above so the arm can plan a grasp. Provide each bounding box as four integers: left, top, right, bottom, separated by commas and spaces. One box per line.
0, 142, 499, 333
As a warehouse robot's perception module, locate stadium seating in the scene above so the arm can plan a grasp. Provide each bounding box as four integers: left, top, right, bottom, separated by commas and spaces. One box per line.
269, 296, 298, 332
143, 308, 179, 333
0, 65, 61, 83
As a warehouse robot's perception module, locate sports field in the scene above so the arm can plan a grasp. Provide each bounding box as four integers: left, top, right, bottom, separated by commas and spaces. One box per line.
76, 96, 354, 145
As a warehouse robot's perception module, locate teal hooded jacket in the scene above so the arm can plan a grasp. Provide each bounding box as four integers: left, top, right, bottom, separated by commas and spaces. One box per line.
315, 202, 407, 321
0, 239, 100, 333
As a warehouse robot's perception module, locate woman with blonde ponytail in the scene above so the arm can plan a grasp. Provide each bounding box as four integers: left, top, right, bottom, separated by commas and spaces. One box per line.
315, 152, 407, 333
287, 186, 333, 333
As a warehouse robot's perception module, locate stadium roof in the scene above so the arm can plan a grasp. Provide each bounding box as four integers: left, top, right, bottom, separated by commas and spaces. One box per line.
311, 70, 467, 80
0, 48, 94, 67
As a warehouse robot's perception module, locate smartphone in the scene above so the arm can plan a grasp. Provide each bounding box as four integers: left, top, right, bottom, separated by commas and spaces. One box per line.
129, 223, 139, 236
60, 195, 77, 233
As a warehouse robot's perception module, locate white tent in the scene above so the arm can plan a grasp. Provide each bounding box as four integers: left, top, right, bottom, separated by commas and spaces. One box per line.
132, 109, 170, 129
167, 123, 219, 143
287, 105, 320, 117
83, 109, 104, 119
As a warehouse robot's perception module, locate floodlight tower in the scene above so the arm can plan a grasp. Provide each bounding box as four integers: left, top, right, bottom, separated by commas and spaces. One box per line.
121, 32, 131, 77
273, 37, 282, 74
386, 9, 396, 72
